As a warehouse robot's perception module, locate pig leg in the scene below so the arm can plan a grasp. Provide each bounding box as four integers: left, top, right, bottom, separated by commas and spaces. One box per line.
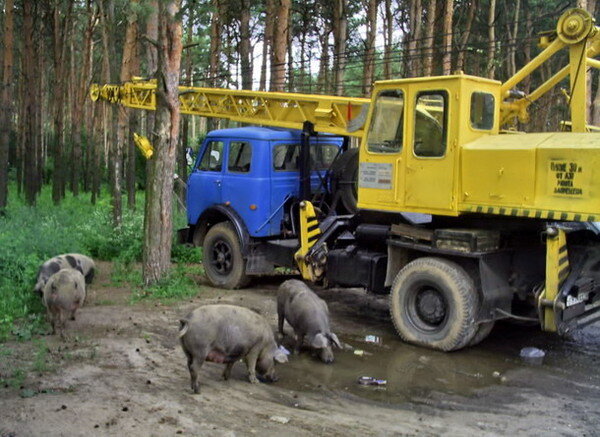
277, 300, 285, 335
189, 357, 205, 394
183, 346, 207, 394
294, 334, 304, 355
277, 312, 285, 336
49, 313, 57, 335
244, 346, 261, 384
222, 362, 235, 381
58, 311, 67, 339
70, 309, 76, 321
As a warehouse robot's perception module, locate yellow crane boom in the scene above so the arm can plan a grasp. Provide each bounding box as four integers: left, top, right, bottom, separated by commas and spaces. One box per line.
89, 80, 368, 138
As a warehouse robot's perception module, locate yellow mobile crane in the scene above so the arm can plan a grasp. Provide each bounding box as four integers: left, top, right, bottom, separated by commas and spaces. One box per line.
92, 8, 600, 351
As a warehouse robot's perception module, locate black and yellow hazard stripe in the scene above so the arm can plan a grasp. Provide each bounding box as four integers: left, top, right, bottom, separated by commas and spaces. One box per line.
558, 243, 570, 288
306, 214, 321, 246
464, 205, 596, 222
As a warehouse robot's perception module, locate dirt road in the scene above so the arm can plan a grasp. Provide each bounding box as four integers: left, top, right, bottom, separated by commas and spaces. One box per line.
1, 262, 599, 436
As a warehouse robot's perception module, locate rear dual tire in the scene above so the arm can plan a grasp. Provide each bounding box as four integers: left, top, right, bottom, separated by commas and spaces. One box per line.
389, 257, 480, 351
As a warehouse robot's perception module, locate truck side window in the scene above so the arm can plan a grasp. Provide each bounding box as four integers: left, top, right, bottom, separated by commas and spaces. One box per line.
470, 92, 495, 130
273, 143, 340, 171
228, 141, 252, 173
367, 89, 404, 154
198, 141, 224, 171
414, 91, 447, 158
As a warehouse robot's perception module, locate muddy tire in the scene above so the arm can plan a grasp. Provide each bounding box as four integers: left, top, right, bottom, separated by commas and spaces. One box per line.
389, 257, 479, 351
468, 321, 495, 347
203, 222, 249, 289
330, 148, 359, 214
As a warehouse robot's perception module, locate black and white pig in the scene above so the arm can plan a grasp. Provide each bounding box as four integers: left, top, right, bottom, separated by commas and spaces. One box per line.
34, 253, 95, 296
277, 279, 342, 364
178, 304, 288, 394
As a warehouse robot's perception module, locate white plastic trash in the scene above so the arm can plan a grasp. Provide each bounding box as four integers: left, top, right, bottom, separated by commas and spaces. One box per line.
520, 347, 545, 365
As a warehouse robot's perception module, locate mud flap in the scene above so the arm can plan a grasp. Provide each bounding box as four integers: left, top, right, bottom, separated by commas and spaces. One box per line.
294, 201, 322, 281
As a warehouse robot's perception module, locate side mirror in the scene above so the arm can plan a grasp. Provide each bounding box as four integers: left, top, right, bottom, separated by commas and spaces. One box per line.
185, 147, 195, 167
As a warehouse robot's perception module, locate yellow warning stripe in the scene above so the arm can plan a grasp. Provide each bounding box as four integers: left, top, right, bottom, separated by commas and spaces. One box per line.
464, 205, 596, 222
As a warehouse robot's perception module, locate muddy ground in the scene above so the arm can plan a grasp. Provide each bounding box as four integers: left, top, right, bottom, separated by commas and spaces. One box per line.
1, 262, 600, 436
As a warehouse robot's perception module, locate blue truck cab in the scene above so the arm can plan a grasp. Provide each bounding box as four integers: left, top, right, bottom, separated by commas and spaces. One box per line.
185, 126, 344, 288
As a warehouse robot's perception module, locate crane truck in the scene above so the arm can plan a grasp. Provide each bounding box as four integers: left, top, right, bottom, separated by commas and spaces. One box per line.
91, 8, 600, 351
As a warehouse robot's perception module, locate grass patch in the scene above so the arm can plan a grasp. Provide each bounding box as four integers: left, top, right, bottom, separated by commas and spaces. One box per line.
31, 339, 51, 373
132, 264, 204, 303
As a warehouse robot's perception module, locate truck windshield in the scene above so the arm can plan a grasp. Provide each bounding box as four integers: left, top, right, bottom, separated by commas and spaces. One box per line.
367, 89, 404, 154
273, 143, 340, 171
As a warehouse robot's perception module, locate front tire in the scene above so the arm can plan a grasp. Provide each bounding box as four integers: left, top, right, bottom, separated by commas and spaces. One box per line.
203, 222, 249, 289
389, 257, 479, 351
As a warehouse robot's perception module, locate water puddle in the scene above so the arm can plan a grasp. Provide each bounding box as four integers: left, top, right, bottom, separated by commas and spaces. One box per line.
275, 321, 600, 405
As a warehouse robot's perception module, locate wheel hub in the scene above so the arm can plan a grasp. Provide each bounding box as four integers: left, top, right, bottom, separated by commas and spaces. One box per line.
212, 240, 232, 274
416, 288, 446, 326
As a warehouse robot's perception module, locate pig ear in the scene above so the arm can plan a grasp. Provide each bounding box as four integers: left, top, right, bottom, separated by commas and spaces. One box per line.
311, 333, 328, 349
328, 333, 342, 349
274, 349, 288, 364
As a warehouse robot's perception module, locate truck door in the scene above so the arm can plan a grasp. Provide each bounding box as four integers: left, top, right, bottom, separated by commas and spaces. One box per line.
358, 88, 407, 210
220, 140, 270, 237
186, 139, 225, 224
404, 88, 455, 213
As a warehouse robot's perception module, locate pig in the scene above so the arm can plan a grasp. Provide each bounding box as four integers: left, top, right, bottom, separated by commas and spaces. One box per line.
277, 279, 342, 364
34, 253, 95, 296
178, 304, 288, 394
42, 268, 86, 337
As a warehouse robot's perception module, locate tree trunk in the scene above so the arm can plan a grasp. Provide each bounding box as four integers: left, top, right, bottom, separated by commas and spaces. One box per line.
142, 0, 183, 286
51, 1, 73, 204
332, 0, 348, 93
178, 3, 195, 209
260, 0, 274, 91
207, 0, 221, 131
145, 0, 159, 137
407, 0, 422, 77
22, 0, 37, 205
114, 0, 140, 226
423, 0, 437, 76
363, 0, 377, 95
0, 0, 14, 213
456, 0, 476, 72
128, 6, 141, 210
383, 0, 393, 79
487, 0, 496, 79
317, 22, 331, 94
522, 0, 532, 93
442, 0, 453, 75
239, 0, 252, 90
271, 0, 290, 91
71, 0, 94, 198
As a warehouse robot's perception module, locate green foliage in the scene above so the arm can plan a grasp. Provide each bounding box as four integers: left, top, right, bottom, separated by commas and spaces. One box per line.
131, 264, 204, 303
171, 244, 202, 264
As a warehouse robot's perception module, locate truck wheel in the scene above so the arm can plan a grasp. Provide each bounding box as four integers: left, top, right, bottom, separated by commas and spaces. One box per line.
468, 321, 495, 347
203, 222, 249, 289
389, 257, 479, 351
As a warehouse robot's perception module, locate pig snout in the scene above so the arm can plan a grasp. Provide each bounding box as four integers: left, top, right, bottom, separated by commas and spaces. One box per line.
319, 347, 335, 364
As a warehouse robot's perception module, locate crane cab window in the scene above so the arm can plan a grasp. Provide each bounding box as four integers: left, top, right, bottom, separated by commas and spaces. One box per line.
367, 89, 404, 154
228, 141, 252, 173
470, 92, 495, 130
198, 141, 224, 171
414, 91, 448, 158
